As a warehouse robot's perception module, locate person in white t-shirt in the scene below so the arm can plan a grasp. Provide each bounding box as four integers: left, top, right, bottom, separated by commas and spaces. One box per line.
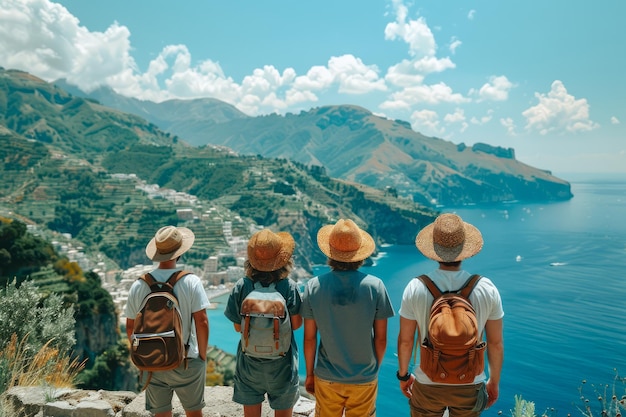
397, 213, 504, 417
125, 225, 210, 417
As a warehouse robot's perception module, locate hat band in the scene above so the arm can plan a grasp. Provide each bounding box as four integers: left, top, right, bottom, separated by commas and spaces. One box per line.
433, 242, 463, 261
156, 241, 182, 254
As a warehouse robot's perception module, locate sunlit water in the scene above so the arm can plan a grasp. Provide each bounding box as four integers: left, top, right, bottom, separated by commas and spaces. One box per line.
208, 175, 626, 416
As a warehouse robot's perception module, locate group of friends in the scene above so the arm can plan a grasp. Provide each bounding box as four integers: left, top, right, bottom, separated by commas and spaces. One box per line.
124, 213, 504, 417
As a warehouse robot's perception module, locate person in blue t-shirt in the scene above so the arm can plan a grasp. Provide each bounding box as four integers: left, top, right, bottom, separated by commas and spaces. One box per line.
224, 229, 303, 417
301, 219, 395, 417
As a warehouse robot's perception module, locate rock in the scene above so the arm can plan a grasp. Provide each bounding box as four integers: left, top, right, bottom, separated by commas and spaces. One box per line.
3, 386, 316, 417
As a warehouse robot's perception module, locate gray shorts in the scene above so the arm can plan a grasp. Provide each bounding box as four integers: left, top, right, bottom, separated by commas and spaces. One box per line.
145, 358, 207, 414
233, 352, 300, 410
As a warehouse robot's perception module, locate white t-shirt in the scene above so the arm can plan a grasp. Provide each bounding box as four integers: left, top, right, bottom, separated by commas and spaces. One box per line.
399, 269, 504, 384
124, 268, 210, 359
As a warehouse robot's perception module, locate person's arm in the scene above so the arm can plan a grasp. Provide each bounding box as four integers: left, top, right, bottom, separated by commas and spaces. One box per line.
397, 316, 418, 398
303, 318, 318, 395
125, 318, 134, 341
484, 318, 504, 407
193, 309, 209, 361
373, 318, 388, 365
290, 314, 303, 330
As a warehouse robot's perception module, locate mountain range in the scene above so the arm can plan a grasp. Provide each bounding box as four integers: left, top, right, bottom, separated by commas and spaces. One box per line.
54, 79, 573, 206
0, 67, 436, 272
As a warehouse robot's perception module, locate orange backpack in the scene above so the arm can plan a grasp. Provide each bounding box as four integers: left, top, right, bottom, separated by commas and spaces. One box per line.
418, 274, 486, 384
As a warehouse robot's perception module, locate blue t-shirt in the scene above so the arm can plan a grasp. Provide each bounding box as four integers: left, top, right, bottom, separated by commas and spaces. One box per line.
300, 270, 395, 384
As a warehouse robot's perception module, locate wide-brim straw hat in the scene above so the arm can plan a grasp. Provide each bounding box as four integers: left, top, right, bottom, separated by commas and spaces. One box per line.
247, 229, 295, 272
415, 213, 483, 262
317, 219, 375, 262
146, 225, 195, 262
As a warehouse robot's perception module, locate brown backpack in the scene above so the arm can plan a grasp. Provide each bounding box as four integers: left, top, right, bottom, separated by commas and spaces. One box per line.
130, 270, 190, 388
418, 274, 486, 384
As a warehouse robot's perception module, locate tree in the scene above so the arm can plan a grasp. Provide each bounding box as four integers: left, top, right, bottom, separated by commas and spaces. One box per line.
0, 219, 57, 287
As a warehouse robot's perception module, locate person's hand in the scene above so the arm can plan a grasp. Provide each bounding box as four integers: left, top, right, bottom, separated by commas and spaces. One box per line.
399, 374, 415, 398
305, 375, 315, 395
486, 378, 499, 408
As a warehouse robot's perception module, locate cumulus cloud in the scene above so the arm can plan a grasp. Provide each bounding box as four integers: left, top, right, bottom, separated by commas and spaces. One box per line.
381, 0, 470, 116
381, 82, 469, 110
471, 109, 494, 125
500, 117, 517, 135
327, 55, 386, 94
449, 37, 462, 54
476, 76, 514, 101
0, 0, 135, 91
522, 80, 599, 134
611, 116, 620, 124
384, 1, 436, 58
444, 108, 468, 132
468, 10, 476, 20
410, 109, 443, 134
0, 0, 390, 116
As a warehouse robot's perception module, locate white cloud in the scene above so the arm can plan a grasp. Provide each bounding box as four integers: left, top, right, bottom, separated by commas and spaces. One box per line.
0, 0, 135, 91
444, 108, 465, 123
477, 75, 514, 101
468, 10, 476, 20
381, 82, 469, 109
449, 37, 462, 54
410, 109, 443, 134
611, 116, 620, 124
444, 108, 468, 132
327, 55, 387, 94
500, 117, 517, 135
385, 2, 436, 58
522, 80, 599, 134
385, 57, 455, 88
470, 109, 494, 125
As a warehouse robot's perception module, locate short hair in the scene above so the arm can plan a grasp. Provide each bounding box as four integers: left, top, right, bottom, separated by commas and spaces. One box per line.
327, 258, 363, 271
439, 261, 462, 268
244, 259, 293, 285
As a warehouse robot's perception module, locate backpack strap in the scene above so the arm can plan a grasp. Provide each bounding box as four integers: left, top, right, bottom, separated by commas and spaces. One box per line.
139, 272, 157, 287
417, 274, 482, 299
458, 274, 482, 299
417, 275, 442, 298
166, 270, 190, 288
139, 270, 190, 292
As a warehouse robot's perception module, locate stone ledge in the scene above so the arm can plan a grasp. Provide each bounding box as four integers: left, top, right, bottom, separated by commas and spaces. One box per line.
3, 385, 315, 417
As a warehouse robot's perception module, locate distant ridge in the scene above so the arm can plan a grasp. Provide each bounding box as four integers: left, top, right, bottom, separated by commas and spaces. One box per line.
54, 78, 573, 206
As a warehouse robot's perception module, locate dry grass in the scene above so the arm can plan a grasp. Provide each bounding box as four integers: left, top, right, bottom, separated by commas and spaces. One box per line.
0, 333, 85, 390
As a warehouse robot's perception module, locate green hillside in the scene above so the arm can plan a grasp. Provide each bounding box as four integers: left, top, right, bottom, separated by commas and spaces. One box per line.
53, 80, 573, 206
0, 68, 436, 272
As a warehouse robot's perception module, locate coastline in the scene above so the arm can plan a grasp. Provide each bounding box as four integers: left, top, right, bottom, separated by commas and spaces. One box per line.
206, 287, 232, 309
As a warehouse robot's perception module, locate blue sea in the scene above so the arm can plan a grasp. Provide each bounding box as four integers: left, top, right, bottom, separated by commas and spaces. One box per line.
208, 174, 626, 417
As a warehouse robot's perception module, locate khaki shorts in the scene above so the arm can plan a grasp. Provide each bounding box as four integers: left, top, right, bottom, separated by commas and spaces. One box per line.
145, 358, 207, 414
409, 380, 488, 417
314, 376, 377, 417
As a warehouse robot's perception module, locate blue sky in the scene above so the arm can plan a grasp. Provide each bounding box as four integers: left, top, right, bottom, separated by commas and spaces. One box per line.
1, 0, 624, 176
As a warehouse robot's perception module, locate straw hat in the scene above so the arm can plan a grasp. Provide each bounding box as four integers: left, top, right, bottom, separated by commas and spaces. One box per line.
247, 229, 295, 272
146, 225, 195, 262
415, 213, 483, 262
317, 219, 375, 262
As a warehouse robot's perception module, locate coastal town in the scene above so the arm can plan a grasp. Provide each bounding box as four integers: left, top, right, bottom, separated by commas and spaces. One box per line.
23, 173, 269, 323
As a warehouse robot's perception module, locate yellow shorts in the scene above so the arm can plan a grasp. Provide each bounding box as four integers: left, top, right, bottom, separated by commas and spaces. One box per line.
314, 376, 377, 417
